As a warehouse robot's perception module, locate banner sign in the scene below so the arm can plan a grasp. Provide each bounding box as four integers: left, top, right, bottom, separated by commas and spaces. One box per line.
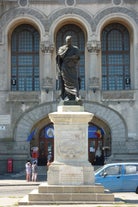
88, 126, 104, 138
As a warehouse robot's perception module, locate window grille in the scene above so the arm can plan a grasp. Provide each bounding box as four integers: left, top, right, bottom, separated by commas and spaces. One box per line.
11, 24, 40, 91
102, 23, 130, 91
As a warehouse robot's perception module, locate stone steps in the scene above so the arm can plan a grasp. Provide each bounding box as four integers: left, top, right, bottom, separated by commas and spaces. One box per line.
19, 183, 114, 205
38, 183, 104, 193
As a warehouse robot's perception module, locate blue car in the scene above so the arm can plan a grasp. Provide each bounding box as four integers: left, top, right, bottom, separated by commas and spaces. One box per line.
95, 162, 138, 193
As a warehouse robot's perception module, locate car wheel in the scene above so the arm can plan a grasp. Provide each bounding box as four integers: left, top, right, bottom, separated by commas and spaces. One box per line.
136, 187, 138, 194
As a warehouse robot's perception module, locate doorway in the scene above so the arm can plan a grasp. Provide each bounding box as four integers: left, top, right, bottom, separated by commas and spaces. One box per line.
88, 139, 104, 165
38, 125, 54, 166
88, 125, 105, 165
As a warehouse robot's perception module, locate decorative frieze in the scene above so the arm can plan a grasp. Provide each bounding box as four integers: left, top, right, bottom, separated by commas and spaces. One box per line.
87, 40, 101, 53
41, 77, 53, 93
95, 7, 138, 27
89, 77, 100, 90
29, 0, 111, 3
40, 41, 54, 53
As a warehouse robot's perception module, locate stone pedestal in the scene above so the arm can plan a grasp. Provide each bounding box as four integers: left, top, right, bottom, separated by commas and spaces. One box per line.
48, 104, 94, 185
19, 104, 115, 205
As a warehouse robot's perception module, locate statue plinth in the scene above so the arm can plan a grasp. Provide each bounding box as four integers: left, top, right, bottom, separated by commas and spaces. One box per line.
48, 104, 95, 185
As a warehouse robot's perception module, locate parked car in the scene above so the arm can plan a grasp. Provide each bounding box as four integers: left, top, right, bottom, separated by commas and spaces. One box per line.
95, 162, 138, 193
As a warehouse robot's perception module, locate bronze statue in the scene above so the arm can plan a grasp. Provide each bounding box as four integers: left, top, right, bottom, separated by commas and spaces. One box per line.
56, 36, 80, 101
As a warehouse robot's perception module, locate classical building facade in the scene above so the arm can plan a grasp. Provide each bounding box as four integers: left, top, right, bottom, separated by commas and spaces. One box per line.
0, 0, 138, 173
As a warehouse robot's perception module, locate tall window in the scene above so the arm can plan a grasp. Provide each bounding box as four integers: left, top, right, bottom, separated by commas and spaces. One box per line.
11, 24, 40, 91
102, 23, 130, 91
56, 24, 85, 89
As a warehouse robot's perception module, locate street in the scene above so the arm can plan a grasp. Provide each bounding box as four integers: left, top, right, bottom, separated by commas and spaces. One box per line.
0, 183, 138, 207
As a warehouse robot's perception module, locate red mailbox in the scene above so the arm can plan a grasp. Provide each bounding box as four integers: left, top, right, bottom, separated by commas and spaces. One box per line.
7, 158, 13, 173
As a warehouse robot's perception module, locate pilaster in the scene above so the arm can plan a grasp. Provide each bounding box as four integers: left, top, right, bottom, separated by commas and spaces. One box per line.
40, 39, 54, 92
87, 40, 101, 92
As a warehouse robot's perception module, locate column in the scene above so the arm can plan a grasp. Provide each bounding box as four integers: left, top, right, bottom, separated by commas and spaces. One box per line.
87, 40, 101, 92
40, 40, 54, 92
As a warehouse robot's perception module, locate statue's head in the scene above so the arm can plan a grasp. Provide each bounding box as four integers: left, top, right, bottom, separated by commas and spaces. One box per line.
66, 35, 72, 46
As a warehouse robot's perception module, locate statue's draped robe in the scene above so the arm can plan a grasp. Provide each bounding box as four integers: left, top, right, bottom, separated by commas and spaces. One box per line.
56, 44, 80, 100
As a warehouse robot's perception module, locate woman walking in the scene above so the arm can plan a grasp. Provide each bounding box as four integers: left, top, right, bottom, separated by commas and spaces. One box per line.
25, 160, 31, 182
32, 161, 38, 182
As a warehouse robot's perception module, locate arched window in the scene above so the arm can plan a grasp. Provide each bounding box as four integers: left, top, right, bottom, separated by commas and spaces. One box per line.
56, 24, 85, 90
11, 24, 40, 91
102, 23, 130, 91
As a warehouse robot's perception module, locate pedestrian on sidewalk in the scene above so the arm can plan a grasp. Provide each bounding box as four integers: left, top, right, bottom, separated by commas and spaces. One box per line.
25, 160, 32, 182
32, 161, 38, 182
47, 152, 52, 169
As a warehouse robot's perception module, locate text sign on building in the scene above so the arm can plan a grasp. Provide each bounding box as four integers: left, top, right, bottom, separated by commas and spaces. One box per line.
0, 115, 11, 124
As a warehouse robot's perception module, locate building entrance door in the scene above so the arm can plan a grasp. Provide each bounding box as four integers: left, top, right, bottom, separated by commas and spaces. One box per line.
88, 125, 104, 166
38, 125, 54, 166
88, 139, 104, 165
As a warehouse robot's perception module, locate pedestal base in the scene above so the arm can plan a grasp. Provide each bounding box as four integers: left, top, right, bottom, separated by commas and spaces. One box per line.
19, 183, 115, 205
48, 162, 94, 185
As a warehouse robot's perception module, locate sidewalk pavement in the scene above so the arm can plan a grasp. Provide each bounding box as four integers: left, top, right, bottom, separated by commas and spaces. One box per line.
0, 173, 46, 186
0, 173, 138, 207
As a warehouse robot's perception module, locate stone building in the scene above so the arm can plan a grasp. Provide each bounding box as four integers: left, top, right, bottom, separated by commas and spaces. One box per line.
0, 0, 138, 174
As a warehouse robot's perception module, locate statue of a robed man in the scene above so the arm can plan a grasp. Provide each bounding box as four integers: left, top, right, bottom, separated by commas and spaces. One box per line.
56, 36, 81, 101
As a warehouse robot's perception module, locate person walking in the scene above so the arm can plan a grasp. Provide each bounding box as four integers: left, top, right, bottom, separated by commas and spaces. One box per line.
47, 152, 53, 169
32, 161, 38, 182
25, 160, 32, 182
